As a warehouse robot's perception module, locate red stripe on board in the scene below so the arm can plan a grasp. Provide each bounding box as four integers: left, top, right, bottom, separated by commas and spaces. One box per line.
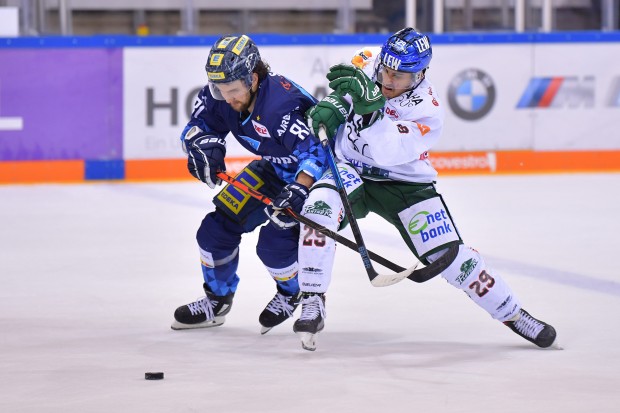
538, 77, 564, 107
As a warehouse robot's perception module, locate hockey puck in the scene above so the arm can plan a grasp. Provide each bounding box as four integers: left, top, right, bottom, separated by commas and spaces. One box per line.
145, 372, 164, 380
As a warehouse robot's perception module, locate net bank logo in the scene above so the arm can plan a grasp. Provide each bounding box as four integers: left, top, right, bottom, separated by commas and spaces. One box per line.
0, 80, 24, 131
447, 69, 496, 121
517, 76, 594, 108
407, 208, 453, 243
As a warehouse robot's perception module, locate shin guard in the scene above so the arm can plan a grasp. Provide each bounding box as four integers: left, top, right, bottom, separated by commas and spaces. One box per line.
436, 245, 520, 321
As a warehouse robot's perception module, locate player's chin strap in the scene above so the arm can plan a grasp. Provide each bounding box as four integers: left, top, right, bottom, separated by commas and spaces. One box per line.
216, 171, 456, 286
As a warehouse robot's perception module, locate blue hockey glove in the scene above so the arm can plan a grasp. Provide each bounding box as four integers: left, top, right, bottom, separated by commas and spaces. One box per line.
265, 182, 310, 230
305, 93, 351, 140
327, 64, 386, 115
183, 126, 226, 188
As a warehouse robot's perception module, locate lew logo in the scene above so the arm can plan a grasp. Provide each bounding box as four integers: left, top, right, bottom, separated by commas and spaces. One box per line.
383, 54, 402, 71
413, 36, 430, 54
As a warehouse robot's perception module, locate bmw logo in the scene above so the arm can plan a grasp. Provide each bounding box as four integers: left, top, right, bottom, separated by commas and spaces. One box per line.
447, 69, 496, 121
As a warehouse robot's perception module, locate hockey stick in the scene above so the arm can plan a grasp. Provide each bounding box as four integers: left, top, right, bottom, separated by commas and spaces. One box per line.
216, 171, 403, 274
316, 128, 422, 287
216, 171, 458, 284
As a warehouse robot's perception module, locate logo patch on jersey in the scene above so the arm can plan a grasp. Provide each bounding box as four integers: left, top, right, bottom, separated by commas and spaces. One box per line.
317, 164, 363, 191
265, 262, 298, 282
455, 258, 479, 285
304, 201, 333, 218
263, 155, 297, 164
385, 107, 400, 119
216, 169, 264, 215
277, 114, 290, 136
252, 120, 270, 138
238, 134, 261, 151
415, 122, 430, 136
398, 197, 460, 256
199, 248, 214, 268
280, 78, 292, 90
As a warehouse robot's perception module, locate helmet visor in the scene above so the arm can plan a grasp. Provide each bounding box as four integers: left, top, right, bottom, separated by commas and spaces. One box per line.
208, 78, 251, 101
375, 62, 422, 93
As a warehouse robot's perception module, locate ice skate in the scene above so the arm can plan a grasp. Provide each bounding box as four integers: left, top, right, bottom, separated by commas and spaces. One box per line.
171, 284, 234, 330
503, 308, 557, 348
293, 293, 326, 351
259, 289, 301, 334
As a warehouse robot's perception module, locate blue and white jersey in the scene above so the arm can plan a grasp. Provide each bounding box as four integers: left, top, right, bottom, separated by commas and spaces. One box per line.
182, 73, 328, 184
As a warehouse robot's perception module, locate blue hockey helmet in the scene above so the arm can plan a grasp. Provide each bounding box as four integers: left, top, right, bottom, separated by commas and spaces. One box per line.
205, 34, 260, 98
374, 28, 432, 90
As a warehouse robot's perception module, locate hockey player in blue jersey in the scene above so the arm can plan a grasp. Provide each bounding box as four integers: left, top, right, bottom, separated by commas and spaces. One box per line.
171, 34, 328, 333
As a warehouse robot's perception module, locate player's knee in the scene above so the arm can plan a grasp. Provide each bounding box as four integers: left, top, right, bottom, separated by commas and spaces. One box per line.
256, 225, 298, 268
196, 211, 241, 252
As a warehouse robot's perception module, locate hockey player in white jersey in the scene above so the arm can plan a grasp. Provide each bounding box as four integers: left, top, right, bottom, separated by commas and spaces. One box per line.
291, 28, 557, 351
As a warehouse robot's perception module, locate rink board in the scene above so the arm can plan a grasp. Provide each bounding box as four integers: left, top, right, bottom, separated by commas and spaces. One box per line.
1, 32, 619, 183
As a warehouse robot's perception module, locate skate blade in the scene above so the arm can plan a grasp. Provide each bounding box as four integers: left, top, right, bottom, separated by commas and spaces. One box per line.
297, 332, 318, 351
170, 316, 225, 330
260, 326, 273, 335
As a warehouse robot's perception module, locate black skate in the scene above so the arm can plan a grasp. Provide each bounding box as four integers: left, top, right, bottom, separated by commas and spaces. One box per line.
171, 284, 234, 330
293, 293, 326, 351
259, 289, 301, 334
503, 308, 557, 348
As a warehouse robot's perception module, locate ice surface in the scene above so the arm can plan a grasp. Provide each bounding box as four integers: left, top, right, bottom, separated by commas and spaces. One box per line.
1, 174, 619, 412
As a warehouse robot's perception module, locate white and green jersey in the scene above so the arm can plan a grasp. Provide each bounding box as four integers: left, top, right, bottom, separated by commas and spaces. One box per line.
335, 48, 444, 184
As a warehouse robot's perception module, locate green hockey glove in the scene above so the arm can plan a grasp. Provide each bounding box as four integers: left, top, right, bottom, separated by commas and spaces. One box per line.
305, 93, 351, 140
327, 64, 386, 115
